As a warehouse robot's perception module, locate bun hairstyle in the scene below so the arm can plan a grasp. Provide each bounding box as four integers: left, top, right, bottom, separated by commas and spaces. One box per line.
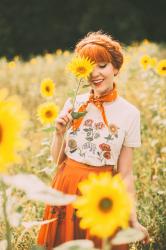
75, 31, 124, 70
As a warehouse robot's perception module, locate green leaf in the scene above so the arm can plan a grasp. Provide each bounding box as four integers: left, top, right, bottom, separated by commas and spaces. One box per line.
16, 206, 23, 213
71, 111, 87, 119
53, 239, 95, 250
111, 227, 145, 245
82, 84, 90, 88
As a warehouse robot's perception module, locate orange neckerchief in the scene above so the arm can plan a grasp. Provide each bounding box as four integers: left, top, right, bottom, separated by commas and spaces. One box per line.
72, 82, 118, 131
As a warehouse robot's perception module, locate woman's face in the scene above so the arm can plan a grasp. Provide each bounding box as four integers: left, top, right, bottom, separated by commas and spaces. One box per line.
88, 62, 118, 97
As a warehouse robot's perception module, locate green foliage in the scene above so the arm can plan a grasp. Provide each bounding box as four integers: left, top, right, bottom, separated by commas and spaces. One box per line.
0, 0, 165, 58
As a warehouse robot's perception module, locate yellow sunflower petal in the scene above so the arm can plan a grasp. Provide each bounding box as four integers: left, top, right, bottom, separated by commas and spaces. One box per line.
0, 89, 28, 172
156, 59, 166, 76
67, 55, 95, 79
37, 102, 59, 125
40, 78, 55, 98
73, 172, 132, 239
140, 55, 151, 70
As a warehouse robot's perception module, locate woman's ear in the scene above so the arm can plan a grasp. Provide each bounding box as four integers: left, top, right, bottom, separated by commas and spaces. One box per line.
113, 68, 118, 77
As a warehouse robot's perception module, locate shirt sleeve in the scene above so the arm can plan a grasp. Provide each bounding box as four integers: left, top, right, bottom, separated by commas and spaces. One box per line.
123, 110, 141, 148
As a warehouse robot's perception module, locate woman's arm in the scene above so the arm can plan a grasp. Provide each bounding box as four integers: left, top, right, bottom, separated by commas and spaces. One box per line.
51, 132, 67, 165
117, 145, 137, 223
51, 108, 72, 165
117, 145, 150, 244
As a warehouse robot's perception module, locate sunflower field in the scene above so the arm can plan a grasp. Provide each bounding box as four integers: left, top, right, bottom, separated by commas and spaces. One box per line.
0, 40, 165, 250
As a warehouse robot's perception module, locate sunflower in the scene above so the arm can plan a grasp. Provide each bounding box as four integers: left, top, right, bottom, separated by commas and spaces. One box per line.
8, 61, 16, 69
140, 55, 151, 70
156, 59, 166, 76
0, 88, 28, 172
37, 102, 59, 125
40, 78, 55, 98
67, 55, 95, 79
73, 172, 132, 239
56, 49, 62, 56
150, 57, 157, 68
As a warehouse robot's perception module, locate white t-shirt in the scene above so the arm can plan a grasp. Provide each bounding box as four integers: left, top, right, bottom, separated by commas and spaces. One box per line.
59, 92, 141, 170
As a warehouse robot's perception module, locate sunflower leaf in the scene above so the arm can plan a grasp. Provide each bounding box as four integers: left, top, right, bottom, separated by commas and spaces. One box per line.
71, 111, 87, 119
2, 174, 76, 205
82, 84, 90, 88
111, 228, 145, 245
53, 239, 95, 250
0, 240, 7, 250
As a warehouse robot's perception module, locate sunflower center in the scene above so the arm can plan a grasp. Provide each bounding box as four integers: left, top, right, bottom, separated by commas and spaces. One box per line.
0, 124, 3, 143
77, 66, 86, 74
46, 86, 50, 92
162, 67, 166, 71
99, 197, 113, 212
45, 110, 53, 118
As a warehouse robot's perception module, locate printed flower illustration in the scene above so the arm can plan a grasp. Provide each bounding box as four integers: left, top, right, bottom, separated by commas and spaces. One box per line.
68, 139, 77, 153
84, 119, 94, 127
109, 123, 119, 137
94, 122, 104, 130
103, 151, 111, 159
99, 143, 111, 151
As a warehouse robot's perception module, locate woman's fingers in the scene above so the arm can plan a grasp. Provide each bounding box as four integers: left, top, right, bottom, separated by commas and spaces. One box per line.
133, 222, 150, 245
55, 111, 73, 135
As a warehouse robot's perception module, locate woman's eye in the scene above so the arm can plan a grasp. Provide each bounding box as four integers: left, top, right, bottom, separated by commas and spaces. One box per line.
99, 64, 107, 68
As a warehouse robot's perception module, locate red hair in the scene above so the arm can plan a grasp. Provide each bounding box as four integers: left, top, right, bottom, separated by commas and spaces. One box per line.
75, 31, 124, 70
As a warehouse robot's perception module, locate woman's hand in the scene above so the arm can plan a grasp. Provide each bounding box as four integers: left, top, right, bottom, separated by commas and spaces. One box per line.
55, 108, 73, 136
130, 220, 150, 245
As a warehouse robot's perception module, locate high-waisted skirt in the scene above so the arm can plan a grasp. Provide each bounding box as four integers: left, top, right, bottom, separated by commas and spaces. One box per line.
37, 157, 117, 250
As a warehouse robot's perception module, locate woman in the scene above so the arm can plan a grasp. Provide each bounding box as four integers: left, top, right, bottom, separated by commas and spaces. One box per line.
37, 31, 150, 250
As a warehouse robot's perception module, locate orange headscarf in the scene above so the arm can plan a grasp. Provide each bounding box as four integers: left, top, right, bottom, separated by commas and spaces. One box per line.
72, 83, 118, 131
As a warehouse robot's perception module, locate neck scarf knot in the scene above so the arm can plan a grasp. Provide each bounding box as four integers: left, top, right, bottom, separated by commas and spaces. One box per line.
72, 82, 118, 131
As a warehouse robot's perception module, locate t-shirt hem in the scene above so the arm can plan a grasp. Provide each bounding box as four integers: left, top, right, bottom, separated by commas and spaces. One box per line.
123, 143, 141, 148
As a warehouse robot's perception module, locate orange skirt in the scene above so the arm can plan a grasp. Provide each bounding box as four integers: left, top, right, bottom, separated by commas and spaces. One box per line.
37, 157, 116, 250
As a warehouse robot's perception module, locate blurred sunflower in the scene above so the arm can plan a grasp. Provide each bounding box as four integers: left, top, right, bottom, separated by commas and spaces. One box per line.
73, 172, 132, 238
63, 50, 70, 57
67, 55, 95, 79
56, 49, 62, 56
8, 61, 16, 69
37, 102, 59, 124
0, 88, 28, 172
150, 57, 157, 68
156, 59, 166, 76
140, 55, 151, 70
40, 78, 55, 98
30, 58, 37, 65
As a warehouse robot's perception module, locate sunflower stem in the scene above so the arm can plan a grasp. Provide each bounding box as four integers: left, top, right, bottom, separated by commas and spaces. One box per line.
0, 178, 12, 250
102, 238, 111, 250
55, 78, 83, 168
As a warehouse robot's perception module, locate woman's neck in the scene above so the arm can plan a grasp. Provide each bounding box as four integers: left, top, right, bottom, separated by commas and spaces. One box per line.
93, 86, 114, 98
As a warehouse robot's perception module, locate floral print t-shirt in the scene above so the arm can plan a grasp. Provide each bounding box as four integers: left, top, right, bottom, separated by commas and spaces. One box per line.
59, 92, 141, 170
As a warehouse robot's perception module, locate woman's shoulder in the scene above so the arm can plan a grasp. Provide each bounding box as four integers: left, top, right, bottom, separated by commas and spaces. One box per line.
116, 95, 140, 115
